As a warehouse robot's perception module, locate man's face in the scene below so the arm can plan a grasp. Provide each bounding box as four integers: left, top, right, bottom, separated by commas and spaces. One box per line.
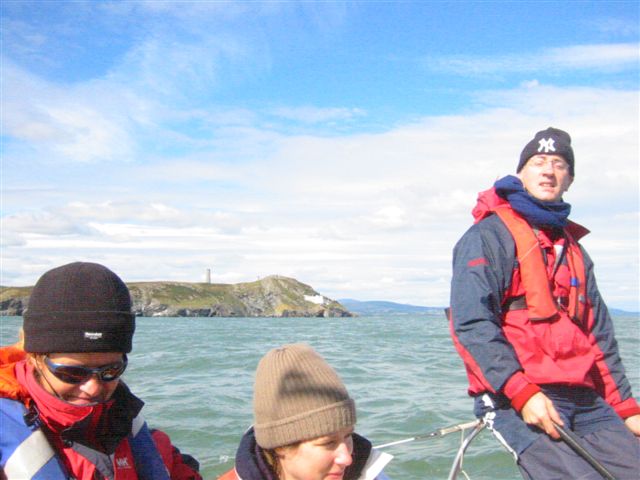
518, 154, 573, 202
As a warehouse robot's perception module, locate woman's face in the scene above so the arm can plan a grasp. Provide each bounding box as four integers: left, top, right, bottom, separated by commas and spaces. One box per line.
277, 426, 354, 480
33, 352, 124, 405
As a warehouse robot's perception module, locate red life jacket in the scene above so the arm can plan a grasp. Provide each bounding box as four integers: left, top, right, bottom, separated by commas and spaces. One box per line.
493, 205, 587, 324
485, 201, 595, 390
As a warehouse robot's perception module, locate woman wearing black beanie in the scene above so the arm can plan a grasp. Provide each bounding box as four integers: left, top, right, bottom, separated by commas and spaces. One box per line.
0, 262, 202, 480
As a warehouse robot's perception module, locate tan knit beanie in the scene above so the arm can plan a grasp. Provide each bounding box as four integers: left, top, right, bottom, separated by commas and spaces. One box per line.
253, 343, 356, 449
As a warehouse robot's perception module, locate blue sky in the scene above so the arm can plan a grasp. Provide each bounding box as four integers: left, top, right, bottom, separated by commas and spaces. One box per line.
1, 1, 639, 310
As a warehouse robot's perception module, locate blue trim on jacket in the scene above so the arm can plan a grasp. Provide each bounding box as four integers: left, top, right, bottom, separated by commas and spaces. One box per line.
0, 397, 170, 480
0, 397, 66, 478
131, 421, 171, 479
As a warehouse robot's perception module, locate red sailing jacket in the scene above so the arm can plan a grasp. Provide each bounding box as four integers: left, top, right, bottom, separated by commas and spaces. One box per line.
450, 188, 640, 418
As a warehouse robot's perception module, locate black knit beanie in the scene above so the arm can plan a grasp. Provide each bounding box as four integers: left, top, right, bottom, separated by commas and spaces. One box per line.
23, 262, 135, 353
517, 127, 575, 176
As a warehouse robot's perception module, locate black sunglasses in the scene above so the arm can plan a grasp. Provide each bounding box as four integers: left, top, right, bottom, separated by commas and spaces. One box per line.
44, 355, 128, 384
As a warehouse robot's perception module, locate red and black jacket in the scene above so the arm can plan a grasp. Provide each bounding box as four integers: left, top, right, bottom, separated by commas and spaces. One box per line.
449, 189, 640, 418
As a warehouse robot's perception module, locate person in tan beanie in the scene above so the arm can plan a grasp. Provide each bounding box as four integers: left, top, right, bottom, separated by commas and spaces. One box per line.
219, 343, 392, 480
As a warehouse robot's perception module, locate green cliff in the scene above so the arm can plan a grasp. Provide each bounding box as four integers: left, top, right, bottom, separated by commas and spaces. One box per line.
0, 275, 353, 318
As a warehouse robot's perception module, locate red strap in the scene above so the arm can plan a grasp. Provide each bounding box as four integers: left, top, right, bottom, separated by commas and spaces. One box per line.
113, 439, 139, 480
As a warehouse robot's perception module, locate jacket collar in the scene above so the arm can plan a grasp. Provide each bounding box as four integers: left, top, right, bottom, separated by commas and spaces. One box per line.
472, 185, 589, 241
14, 359, 143, 455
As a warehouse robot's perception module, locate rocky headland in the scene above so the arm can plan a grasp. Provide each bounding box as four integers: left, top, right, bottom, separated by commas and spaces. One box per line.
0, 275, 353, 318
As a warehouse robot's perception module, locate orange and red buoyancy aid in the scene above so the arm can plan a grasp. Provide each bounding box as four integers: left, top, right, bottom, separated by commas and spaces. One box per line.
492, 205, 587, 325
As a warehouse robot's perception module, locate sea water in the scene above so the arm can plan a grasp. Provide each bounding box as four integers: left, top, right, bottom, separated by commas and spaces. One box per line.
1, 314, 638, 479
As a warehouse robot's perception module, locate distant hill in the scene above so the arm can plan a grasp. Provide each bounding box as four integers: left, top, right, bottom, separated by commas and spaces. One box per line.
609, 308, 639, 317
339, 299, 638, 318
0, 275, 353, 318
2, 281, 635, 319
338, 299, 445, 316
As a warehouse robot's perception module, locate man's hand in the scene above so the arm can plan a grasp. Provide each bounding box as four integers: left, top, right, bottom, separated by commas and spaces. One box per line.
624, 414, 640, 436
521, 391, 563, 440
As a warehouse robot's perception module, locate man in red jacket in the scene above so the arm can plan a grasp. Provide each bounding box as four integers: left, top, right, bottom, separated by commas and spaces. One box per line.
449, 128, 640, 479
0, 262, 202, 480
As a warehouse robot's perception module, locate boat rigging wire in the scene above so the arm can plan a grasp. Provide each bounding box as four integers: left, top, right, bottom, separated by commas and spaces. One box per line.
373, 419, 485, 480
446, 420, 485, 480
373, 419, 481, 449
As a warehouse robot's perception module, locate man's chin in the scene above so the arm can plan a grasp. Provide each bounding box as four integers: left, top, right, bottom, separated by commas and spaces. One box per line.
532, 190, 562, 202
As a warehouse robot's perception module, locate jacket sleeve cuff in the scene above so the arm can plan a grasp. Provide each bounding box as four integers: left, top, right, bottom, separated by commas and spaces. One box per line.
613, 398, 640, 419
502, 372, 541, 412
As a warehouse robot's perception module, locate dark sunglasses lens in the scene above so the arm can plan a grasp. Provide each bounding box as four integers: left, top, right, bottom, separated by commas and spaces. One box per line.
100, 363, 127, 381
51, 366, 89, 384
46, 358, 127, 384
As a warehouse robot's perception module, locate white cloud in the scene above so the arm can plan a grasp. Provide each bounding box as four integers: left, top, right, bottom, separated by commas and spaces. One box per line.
270, 106, 366, 124
2, 59, 136, 163
0, 231, 26, 248
110, 36, 241, 100
429, 43, 639, 76
2, 70, 638, 308
2, 210, 93, 236
554, 43, 639, 69
587, 17, 639, 37
365, 206, 410, 230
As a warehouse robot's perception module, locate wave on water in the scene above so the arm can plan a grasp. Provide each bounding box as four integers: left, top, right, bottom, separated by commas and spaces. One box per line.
2, 314, 638, 479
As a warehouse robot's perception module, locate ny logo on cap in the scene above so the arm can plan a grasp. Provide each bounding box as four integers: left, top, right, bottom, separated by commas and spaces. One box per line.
537, 138, 556, 153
